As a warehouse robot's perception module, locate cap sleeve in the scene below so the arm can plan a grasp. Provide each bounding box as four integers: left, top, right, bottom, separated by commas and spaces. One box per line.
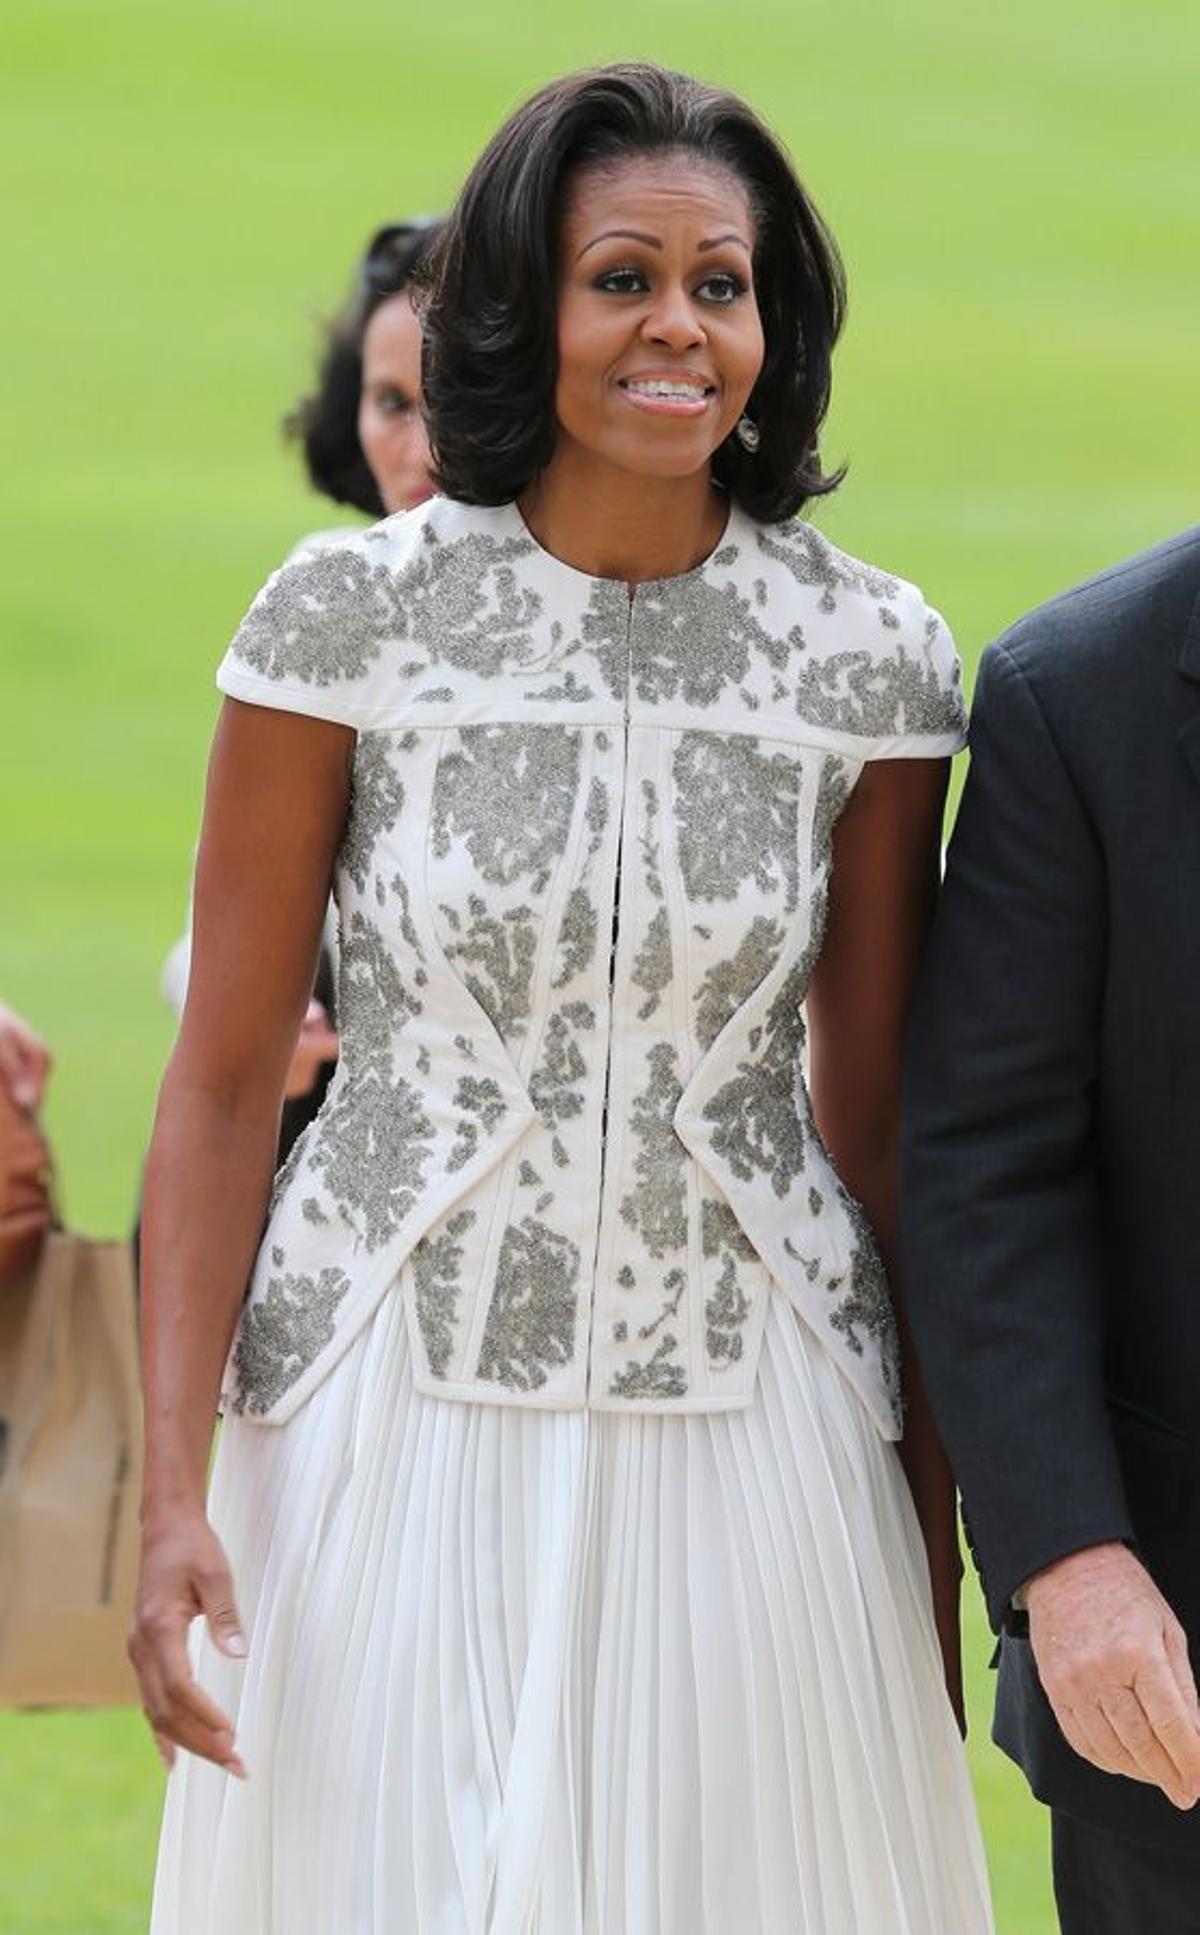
860, 597, 967, 761
216, 537, 393, 729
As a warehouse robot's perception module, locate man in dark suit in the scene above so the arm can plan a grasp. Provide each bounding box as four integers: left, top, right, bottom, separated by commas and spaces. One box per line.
901, 529, 1200, 1930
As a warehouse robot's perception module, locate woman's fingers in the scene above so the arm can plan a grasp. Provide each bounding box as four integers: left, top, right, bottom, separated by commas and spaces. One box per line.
0, 1006, 52, 1111
130, 1525, 248, 1776
195, 1561, 248, 1661
134, 1620, 246, 1775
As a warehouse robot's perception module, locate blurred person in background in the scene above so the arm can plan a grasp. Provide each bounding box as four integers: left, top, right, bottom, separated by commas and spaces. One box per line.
0, 1000, 52, 1285
159, 219, 444, 1165
133, 66, 993, 1935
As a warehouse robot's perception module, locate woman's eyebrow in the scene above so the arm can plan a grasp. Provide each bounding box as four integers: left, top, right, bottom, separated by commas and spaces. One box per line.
576, 227, 752, 261
697, 232, 752, 254
576, 227, 662, 259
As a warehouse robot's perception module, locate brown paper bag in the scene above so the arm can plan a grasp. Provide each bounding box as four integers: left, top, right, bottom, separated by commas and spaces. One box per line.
0, 1229, 143, 1706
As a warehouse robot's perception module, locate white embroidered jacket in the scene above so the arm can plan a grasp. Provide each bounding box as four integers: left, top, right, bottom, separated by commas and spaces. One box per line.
215, 496, 966, 1434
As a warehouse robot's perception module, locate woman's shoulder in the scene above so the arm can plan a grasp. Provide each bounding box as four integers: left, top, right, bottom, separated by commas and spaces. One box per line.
728, 512, 966, 756
215, 499, 523, 725
731, 512, 934, 638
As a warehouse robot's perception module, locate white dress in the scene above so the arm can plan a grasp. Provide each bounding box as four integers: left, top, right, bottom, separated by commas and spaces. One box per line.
152, 1295, 992, 1933
151, 500, 994, 1933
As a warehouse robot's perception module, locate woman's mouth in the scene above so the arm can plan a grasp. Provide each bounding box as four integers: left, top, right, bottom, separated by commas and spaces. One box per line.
618, 375, 716, 416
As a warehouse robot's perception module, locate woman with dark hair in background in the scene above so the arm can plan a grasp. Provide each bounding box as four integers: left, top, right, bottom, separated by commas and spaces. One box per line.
286, 217, 442, 522
159, 220, 443, 1158
136, 66, 993, 1934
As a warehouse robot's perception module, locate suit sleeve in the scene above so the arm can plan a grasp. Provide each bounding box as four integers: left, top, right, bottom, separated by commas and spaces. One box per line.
901, 637, 1134, 1628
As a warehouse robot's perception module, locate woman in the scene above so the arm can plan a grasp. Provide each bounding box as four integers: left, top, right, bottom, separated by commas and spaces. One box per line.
160, 219, 443, 1152
136, 65, 993, 1934
285, 216, 442, 524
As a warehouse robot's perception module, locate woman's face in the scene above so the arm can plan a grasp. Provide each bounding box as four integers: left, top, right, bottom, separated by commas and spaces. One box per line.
357, 292, 434, 514
553, 155, 765, 485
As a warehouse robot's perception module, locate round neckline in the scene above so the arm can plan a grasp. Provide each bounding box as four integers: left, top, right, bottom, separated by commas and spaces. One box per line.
505, 497, 740, 594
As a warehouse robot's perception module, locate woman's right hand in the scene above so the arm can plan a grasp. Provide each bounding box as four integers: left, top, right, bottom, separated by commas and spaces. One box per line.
129, 1508, 249, 1777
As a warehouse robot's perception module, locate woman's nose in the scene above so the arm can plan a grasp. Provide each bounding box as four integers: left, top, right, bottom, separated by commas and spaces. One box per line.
642, 285, 706, 351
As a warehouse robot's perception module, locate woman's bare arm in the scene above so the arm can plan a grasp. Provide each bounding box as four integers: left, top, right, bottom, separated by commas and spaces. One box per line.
132, 697, 352, 1771
805, 755, 965, 1724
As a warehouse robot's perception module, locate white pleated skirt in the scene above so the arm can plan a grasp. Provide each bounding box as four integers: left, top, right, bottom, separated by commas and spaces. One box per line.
151, 1290, 993, 1934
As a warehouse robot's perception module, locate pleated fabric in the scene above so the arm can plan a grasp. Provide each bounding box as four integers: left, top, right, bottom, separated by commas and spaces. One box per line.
151, 1290, 994, 1934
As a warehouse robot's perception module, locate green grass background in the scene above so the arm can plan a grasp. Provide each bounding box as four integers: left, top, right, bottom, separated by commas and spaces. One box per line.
1, 0, 1196, 1926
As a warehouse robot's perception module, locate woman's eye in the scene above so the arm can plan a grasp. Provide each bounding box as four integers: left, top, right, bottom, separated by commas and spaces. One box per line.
594, 266, 648, 295
695, 272, 746, 305
374, 389, 413, 417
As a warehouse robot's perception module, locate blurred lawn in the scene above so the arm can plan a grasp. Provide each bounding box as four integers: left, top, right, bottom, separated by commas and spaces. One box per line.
1, 0, 1197, 1928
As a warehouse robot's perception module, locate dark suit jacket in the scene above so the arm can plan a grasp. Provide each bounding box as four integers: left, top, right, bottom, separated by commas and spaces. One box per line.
902, 528, 1200, 1851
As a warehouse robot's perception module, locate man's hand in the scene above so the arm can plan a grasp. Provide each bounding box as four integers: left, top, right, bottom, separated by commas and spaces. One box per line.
1026, 1541, 1200, 1810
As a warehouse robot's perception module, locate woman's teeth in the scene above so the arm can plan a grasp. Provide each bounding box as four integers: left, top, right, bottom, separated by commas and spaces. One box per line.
623, 379, 710, 399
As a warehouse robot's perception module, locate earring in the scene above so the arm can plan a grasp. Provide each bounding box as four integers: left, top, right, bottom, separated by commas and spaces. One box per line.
735, 414, 761, 453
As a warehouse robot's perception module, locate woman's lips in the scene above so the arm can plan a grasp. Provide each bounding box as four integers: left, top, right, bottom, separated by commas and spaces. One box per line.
618, 375, 715, 417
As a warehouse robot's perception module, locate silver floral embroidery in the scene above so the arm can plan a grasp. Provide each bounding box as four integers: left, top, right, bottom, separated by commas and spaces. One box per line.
580, 580, 636, 700
432, 725, 581, 890
609, 1333, 687, 1401
827, 1191, 900, 1418
447, 1073, 508, 1173
230, 547, 396, 685
639, 779, 665, 898
339, 733, 408, 893
476, 1215, 580, 1389
631, 906, 672, 1022
620, 1041, 687, 1256
701, 962, 808, 1198
526, 669, 597, 703
231, 1258, 351, 1416
440, 895, 538, 1042
793, 645, 965, 740
411, 1208, 477, 1378
552, 887, 598, 990
701, 1197, 759, 1368
308, 909, 434, 1250
701, 1196, 758, 1262
755, 521, 899, 613
693, 915, 787, 1050
619, 570, 789, 705
674, 734, 800, 908
528, 1006, 592, 1145
706, 1256, 752, 1364
391, 525, 544, 676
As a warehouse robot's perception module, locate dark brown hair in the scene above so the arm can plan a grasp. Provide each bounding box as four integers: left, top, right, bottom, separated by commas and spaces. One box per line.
423, 65, 845, 522
285, 219, 444, 518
